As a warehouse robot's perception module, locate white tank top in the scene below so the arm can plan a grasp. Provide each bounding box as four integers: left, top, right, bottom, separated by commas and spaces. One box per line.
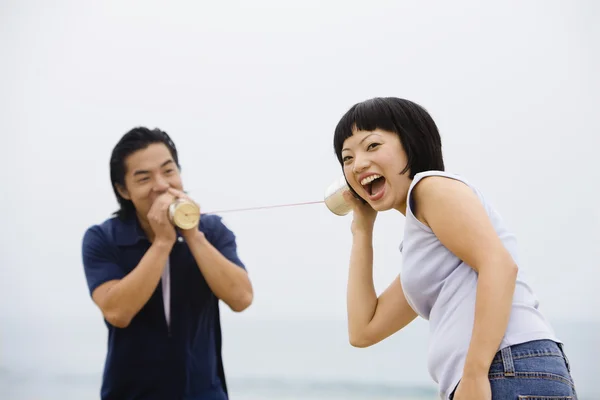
399, 171, 559, 400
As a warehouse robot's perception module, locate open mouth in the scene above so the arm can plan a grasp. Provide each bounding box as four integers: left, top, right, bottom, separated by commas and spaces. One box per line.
360, 174, 386, 198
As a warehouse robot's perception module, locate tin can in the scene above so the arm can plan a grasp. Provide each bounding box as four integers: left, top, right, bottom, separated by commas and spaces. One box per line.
168, 198, 200, 229
324, 176, 353, 216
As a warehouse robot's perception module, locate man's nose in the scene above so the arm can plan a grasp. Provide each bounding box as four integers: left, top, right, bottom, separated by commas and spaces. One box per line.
154, 177, 170, 193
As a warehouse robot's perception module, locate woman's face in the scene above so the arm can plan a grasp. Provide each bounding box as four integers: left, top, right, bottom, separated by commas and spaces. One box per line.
341, 128, 412, 213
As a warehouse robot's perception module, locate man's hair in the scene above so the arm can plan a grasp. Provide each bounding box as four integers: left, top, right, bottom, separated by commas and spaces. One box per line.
333, 97, 445, 178
109, 127, 180, 220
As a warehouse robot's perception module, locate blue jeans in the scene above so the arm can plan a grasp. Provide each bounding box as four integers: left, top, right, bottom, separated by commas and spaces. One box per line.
450, 339, 578, 399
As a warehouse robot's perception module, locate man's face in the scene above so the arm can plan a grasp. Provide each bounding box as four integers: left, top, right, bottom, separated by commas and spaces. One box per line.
116, 143, 183, 220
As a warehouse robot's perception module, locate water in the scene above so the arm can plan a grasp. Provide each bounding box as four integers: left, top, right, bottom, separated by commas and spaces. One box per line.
0, 374, 435, 400
0, 316, 597, 399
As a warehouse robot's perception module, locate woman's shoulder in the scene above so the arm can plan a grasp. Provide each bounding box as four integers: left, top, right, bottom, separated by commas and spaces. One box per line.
412, 170, 470, 185
407, 170, 489, 226
409, 170, 476, 199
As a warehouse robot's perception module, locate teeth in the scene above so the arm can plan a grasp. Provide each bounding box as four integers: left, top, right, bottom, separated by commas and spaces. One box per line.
360, 174, 381, 186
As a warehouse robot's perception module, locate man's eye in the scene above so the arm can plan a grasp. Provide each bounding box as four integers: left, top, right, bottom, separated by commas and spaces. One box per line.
137, 177, 149, 183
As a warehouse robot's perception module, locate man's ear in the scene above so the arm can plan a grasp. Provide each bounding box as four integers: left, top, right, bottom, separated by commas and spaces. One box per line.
116, 184, 131, 200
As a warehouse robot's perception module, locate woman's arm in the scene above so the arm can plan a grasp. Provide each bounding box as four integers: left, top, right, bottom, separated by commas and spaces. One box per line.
345, 193, 418, 348
347, 234, 418, 347
412, 176, 518, 379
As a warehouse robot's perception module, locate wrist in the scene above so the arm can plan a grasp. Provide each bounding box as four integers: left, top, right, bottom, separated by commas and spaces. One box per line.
184, 229, 207, 246
462, 360, 491, 378
152, 238, 175, 251
352, 228, 373, 240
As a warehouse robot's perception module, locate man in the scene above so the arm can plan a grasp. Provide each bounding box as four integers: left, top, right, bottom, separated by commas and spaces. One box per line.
81, 127, 253, 399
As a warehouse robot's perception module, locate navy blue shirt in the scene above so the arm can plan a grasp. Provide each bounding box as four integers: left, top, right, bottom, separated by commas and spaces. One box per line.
81, 213, 246, 400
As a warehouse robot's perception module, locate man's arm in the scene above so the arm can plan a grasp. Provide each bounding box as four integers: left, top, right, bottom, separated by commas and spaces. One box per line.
83, 193, 178, 328
91, 242, 171, 329
184, 217, 253, 312
82, 227, 173, 328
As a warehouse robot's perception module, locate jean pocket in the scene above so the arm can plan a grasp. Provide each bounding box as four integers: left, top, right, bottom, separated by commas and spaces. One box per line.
517, 396, 574, 399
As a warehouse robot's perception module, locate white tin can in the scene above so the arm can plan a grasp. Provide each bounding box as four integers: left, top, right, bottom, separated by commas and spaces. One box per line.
324, 176, 353, 216
168, 198, 200, 229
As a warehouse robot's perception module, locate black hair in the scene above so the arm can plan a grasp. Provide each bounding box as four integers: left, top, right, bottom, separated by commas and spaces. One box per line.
333, 97, 444, 179
109, 127, 180, 220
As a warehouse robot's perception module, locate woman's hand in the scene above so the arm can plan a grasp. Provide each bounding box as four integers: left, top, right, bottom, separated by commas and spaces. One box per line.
452, 374, 491, 400
343, 190, 377, 235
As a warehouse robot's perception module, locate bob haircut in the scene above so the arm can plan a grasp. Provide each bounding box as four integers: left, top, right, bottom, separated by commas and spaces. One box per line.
333, 97, 445, 179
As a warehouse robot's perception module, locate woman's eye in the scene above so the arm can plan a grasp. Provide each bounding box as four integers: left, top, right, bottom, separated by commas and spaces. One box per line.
367, 143, 380, 150
342, 156, 352, 163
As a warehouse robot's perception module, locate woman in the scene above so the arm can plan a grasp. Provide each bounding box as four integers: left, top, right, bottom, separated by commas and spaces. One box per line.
333, 97, 578, 399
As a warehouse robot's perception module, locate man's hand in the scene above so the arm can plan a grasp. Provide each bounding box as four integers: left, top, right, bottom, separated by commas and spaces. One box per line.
452, 374, 491, 400
168, 188, 201, 238
147, 192, 177, 245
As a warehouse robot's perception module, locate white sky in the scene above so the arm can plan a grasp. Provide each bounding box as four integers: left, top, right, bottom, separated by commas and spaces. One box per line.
1, 0, 598, 331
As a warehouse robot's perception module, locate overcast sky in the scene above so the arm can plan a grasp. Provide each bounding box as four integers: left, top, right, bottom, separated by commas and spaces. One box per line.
1, 0, 598, 332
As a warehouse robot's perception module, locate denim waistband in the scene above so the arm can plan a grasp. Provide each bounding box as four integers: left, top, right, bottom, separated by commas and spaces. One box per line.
491, 339, 571, 376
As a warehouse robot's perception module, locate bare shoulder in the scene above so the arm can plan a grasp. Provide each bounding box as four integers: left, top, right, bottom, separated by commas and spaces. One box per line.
411, 175, 474, 226
411, 174, 511, 271
412, 174, 471, 197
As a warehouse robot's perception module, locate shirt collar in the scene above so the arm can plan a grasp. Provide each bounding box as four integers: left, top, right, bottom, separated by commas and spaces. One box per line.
114, 215, 147, 246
